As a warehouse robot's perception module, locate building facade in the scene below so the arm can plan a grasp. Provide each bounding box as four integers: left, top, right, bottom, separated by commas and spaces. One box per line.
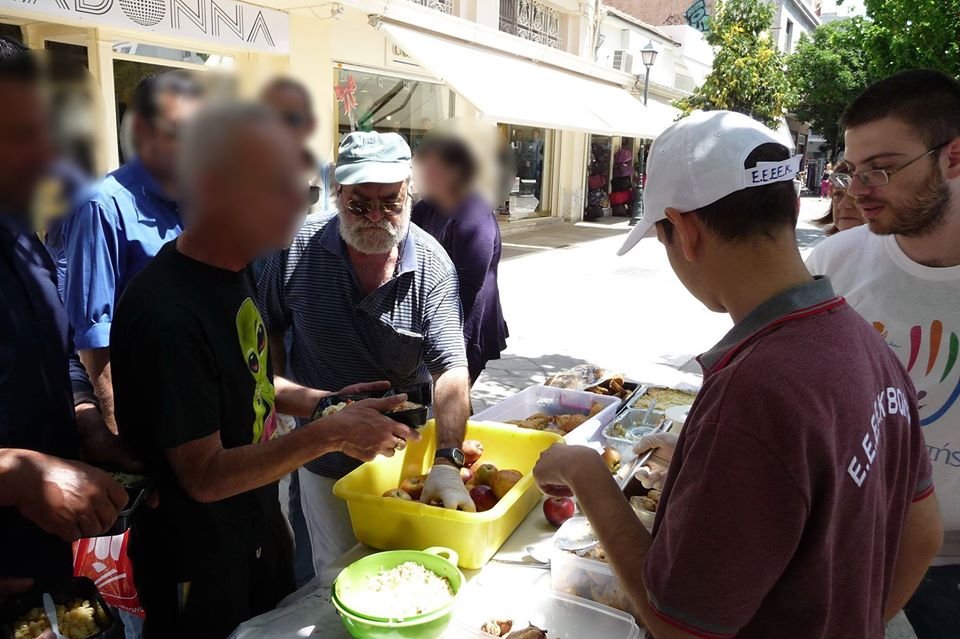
1, 0, 713, 224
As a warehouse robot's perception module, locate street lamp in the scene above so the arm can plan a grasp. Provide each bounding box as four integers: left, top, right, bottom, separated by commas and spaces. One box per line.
640, 41, 659, 106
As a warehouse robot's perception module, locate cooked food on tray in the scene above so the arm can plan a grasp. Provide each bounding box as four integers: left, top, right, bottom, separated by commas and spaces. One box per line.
321, 401, 351, 416
544, 365, 633, 399
631, 489, 662, 514
506, 402, 603, 433
480, 620, 548, 639
544, 364, 606, 389
358, 561, 453, 619
632, 387, 697, 411
584, 375, 631, 399
387, 401, 424, 413
14, 599, 102, 639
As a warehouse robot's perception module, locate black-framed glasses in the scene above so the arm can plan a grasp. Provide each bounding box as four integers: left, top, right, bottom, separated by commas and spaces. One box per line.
833, 142, 950, 189
344, 196, 407, 217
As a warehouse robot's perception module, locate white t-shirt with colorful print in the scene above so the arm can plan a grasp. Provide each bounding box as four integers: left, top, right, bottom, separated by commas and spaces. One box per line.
808, 225, 960, 564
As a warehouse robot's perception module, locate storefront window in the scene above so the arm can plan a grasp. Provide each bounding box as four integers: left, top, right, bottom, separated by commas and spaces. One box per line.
0, 23, 23, 42
500, 124, 547, 217
334, 67, 453, 149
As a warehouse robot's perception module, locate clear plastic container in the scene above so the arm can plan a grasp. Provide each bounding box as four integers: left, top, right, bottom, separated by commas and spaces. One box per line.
451, 582, 639, 639
602, 409, 663, 458
473, 385, 620, 441
550, 546, 635, 617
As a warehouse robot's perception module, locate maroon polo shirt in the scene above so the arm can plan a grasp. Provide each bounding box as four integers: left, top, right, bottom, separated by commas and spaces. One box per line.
643, 277, 933, 639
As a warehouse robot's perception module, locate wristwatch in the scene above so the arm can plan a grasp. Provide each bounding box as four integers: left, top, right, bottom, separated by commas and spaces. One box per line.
434, 447, 465, 469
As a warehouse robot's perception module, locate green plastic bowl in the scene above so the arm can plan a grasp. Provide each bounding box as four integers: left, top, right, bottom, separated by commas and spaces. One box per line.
333, 547, 463, 636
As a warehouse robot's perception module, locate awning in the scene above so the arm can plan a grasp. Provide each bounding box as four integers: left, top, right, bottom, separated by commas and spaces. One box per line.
380, 22, 673, 139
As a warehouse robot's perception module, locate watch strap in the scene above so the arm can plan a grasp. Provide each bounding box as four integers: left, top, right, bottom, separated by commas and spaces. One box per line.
435, 447, 465, 468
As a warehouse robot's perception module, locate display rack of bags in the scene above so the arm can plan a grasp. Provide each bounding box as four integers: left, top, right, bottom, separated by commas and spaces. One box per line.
609, 147, 634, 217
585, 139, 612, 220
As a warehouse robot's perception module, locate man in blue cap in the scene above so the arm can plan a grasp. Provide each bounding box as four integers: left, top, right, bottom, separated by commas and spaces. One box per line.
259, 131, 474, 574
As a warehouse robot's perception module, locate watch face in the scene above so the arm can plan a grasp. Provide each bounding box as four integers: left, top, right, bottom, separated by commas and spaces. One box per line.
453, 449, 465, 467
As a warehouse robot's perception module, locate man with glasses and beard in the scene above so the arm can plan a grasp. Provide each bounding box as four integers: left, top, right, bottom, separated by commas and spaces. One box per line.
808, 69, 960, 637
258, 132, 474, 575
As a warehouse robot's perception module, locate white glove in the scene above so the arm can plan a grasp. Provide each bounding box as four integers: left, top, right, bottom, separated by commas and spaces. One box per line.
634, 432, 679, 461
421, 464, 476, 512
633, 432, 679, 490
634, 465, 668, 490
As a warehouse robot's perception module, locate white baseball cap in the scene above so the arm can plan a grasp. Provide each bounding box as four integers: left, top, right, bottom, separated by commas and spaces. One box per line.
617, 110, 801, 256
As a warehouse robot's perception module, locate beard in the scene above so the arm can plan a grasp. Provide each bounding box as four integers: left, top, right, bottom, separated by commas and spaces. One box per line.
338, 199, 411, 254
859, 168, 952, 237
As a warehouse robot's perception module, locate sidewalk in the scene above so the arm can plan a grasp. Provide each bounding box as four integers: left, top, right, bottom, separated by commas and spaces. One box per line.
473, 196, 830, 410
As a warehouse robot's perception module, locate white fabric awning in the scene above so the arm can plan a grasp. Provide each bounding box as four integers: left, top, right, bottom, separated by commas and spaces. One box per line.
380, 22, 674, 139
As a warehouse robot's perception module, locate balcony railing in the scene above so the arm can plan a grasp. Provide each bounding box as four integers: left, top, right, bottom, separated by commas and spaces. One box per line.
499, 0, 562, 50
407, 0, 455, 14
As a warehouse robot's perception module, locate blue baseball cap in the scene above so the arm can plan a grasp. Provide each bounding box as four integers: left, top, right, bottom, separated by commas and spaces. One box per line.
335, 131, 412, 185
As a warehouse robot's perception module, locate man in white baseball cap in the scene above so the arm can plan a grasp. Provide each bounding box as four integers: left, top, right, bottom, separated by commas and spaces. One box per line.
534, 110, 941, 637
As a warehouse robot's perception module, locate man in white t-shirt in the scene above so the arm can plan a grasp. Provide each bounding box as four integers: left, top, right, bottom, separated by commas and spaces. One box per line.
808, 69, 960, 637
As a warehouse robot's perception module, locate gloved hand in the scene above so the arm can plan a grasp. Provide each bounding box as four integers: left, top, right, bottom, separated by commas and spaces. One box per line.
634, 431, 679, 460
634, 465, 668, 490
421, 464, 476, 512
633, 432, 679, 490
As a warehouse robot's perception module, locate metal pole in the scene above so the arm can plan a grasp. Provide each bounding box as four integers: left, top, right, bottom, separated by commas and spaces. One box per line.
643, 65, 651, 105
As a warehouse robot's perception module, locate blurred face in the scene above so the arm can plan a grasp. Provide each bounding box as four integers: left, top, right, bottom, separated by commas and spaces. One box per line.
413, 151, 457, 209
337, 181, 410, 255
209, 120, 307, 257
136, 91, 202, 183
261, 85, 314, 146
0, 79, 54, 213
844, 117, 952, 236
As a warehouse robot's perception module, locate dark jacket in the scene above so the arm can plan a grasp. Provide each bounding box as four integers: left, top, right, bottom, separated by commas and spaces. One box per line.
413, 194, 508, 381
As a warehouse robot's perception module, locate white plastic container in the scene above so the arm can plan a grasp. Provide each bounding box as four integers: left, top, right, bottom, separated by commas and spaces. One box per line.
473, 385, 620, 442
451, 583, 640, 639
550, 546, 634, 616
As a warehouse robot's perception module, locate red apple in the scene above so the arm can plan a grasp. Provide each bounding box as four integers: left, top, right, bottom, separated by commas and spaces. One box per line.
460, 467, 476, 484
462, 440, 485, 466
543, 496, 575, 527
399, 475, 427, 500
383, 488, 412, 500
491, 469, 522, 500
470, 485, 498, 512
474, 463, 498, 486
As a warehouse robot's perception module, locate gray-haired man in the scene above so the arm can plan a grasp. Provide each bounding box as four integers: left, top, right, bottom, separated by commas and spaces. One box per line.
259, 131, 474, 575
111, 105, 417, 637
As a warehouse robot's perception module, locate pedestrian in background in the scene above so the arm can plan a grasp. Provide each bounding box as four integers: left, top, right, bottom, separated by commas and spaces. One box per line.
413, 131, 508, 385
813, 163, 865, 236
63, 69, 204, 433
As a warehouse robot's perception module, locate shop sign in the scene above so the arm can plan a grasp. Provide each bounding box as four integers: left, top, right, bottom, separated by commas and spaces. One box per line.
2, 0, 290, 53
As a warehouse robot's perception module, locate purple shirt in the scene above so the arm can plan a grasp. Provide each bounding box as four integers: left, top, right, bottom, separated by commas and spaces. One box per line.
413, 194, 508, 380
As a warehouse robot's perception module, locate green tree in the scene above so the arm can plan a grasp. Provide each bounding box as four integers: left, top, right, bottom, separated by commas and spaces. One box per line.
787, 18, 872, 159
860, 0, 960, 78
675, 0, 792, 129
